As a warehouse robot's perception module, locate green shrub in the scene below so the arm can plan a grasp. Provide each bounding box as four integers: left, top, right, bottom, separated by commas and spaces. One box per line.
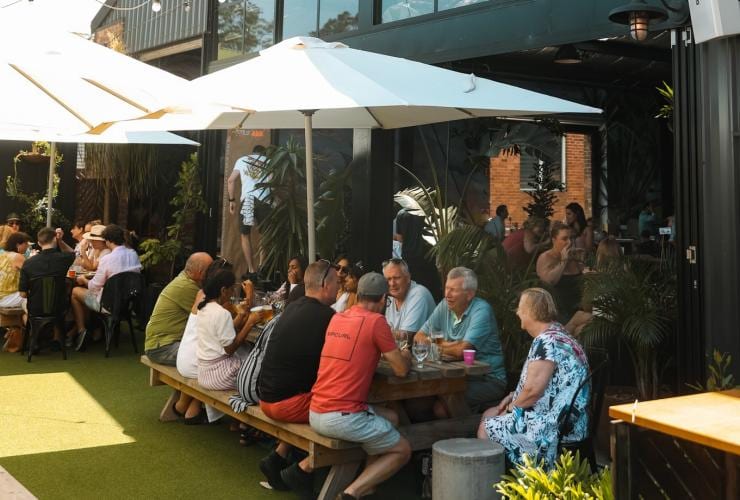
495, 450, 612, 500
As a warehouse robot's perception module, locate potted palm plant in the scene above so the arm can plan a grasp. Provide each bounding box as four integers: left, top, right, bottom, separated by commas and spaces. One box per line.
580, 258, 676, 401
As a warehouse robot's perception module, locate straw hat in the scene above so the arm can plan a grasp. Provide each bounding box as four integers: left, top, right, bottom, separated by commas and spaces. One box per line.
83, 224, 106, 241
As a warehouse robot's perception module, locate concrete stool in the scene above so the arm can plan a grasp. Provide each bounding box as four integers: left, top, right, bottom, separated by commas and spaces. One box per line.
432, 438, 505, 500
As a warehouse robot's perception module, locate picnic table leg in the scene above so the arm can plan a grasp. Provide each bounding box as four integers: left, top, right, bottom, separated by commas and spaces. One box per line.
386, 401, 411, 425
317, 461, 362, 500
726, 452, 737, 500
440, 393, 472, 418
159, 390, 181, 422
611, 420, 634, 500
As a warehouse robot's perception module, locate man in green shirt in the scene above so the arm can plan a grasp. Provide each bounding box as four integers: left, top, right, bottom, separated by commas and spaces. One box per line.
144, 252, 212, 365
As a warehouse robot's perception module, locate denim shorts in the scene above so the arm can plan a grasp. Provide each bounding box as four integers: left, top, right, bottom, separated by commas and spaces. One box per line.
145, 341, 180, 366
309, 407, 401, 455
84, 290, 101, 312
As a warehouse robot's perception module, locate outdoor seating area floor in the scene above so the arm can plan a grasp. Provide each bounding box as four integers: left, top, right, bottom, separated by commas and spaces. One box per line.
0, 333, 421, 499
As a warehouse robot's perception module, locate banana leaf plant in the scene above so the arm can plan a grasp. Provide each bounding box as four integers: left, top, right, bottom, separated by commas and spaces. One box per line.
256, 137, 352, 278
256, 137, 309, 278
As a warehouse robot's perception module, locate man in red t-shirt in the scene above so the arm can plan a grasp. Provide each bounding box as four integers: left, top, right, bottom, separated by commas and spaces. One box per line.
310, 272, 411, 500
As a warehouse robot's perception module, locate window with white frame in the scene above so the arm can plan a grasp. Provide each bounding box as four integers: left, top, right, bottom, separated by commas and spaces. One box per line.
519, 135, 566, 191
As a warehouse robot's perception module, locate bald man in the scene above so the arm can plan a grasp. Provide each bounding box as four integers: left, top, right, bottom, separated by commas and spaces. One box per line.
144, 252, 213, 365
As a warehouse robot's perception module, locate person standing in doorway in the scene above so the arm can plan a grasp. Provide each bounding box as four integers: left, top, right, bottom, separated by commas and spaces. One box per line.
227, 153, 267, 276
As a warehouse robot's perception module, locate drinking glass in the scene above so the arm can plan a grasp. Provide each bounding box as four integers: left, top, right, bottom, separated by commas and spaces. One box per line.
230, 284, 241, 306
430, 330, 444, 346
393, 330, 408, 350
412, 341, 430, 369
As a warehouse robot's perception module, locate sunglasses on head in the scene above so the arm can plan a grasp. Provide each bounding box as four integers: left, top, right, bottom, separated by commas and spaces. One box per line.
382, 258, 406, 268
318, 259, 340, 286
213, 257, 231, 269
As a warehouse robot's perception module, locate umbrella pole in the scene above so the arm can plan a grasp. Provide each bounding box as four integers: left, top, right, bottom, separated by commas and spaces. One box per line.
46, 142, 56, 227
303, 111, 317, 263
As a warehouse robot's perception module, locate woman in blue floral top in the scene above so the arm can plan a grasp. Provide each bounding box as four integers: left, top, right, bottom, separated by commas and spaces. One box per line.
478, 288, 590, 469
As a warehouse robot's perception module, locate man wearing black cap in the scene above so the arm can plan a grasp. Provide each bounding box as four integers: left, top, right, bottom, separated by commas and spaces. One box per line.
308, 272, 412, 500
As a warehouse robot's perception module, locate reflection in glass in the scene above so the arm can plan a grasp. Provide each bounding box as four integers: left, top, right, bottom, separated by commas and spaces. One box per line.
284, 0, 319, 38
217, 0, 275, 60
381, 0, 433, 23
318, 0, 359, 37
438, 0, 488, 11
218, 0, 244, 60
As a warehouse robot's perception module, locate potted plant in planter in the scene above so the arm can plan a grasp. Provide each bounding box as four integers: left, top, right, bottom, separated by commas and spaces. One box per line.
579, 257, 676, 456
139, 153, 206, 284
580, 258, 676, 401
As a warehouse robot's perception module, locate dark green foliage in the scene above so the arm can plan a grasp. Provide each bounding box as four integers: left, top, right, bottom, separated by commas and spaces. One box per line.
523, 159, 564, 221
139, 153, 206, 279
256, 138, 352, 278
6, 142, 68, 236
580, 258, 677, 400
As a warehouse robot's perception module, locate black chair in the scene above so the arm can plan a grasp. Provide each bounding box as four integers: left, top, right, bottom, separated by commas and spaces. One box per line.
557, 347, 610, 472
98, 271, 143, 357
23, 275, 69, 362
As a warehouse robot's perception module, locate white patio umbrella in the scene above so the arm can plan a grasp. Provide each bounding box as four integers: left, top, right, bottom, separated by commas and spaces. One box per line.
0, 16, 192, 224
130, 36, 602, 261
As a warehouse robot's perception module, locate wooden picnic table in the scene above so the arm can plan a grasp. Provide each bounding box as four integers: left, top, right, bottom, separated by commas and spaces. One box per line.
143, 344, 489, 499
609, 389, 740, 500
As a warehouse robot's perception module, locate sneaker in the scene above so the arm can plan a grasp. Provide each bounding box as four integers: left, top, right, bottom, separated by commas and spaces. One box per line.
280, 462, 314, 499
75, 329, 88, 351
259, 451, 289, 491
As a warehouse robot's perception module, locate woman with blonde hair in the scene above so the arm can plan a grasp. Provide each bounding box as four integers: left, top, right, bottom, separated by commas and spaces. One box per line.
478, 288, 590, 469
0, 232, 30, 309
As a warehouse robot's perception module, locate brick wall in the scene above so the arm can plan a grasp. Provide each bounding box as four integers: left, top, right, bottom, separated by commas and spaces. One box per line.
489, 133, 592, 225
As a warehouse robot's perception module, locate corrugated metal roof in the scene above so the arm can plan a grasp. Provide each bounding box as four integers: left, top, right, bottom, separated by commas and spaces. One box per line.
92, 0, 208, 54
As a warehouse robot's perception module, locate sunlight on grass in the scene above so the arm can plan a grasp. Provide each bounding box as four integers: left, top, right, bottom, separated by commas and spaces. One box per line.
0, 372, 135, 458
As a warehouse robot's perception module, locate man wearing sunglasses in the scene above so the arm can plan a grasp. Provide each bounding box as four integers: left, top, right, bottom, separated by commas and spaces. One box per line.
256, 259, 339, 494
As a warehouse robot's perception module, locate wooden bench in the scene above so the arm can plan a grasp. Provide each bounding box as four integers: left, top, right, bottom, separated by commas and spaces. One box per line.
142, 355, 482, 499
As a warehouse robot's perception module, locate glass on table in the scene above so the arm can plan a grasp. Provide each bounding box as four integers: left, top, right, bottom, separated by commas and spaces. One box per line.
412, 339, 430, 369
393, 329, 409, 350
430, 329, 444, 345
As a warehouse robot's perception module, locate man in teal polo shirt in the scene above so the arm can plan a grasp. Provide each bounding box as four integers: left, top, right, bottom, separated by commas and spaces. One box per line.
414, 266, 507, 417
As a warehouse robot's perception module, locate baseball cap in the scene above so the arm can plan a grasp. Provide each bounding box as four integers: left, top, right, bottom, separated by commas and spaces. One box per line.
358, 272, 388, 296
6, 213, 21, 222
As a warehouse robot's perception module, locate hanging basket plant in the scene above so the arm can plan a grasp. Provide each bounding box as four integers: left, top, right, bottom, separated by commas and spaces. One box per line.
14, 141, 62, 166
15, 142, 53, 164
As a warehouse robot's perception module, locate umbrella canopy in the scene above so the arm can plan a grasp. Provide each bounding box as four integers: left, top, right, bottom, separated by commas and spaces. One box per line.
0, 124, 199, 145
131, 36, 602, 260
0, 18, 188, 136
0, 15, 194, 225
158, 36, 600, 129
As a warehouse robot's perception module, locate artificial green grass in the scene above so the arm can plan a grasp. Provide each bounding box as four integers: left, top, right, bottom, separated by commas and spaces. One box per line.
0, 334, 421, 499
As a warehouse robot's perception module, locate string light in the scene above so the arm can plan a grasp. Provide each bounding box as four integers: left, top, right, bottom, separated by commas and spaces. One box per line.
151, 0, 161, 12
